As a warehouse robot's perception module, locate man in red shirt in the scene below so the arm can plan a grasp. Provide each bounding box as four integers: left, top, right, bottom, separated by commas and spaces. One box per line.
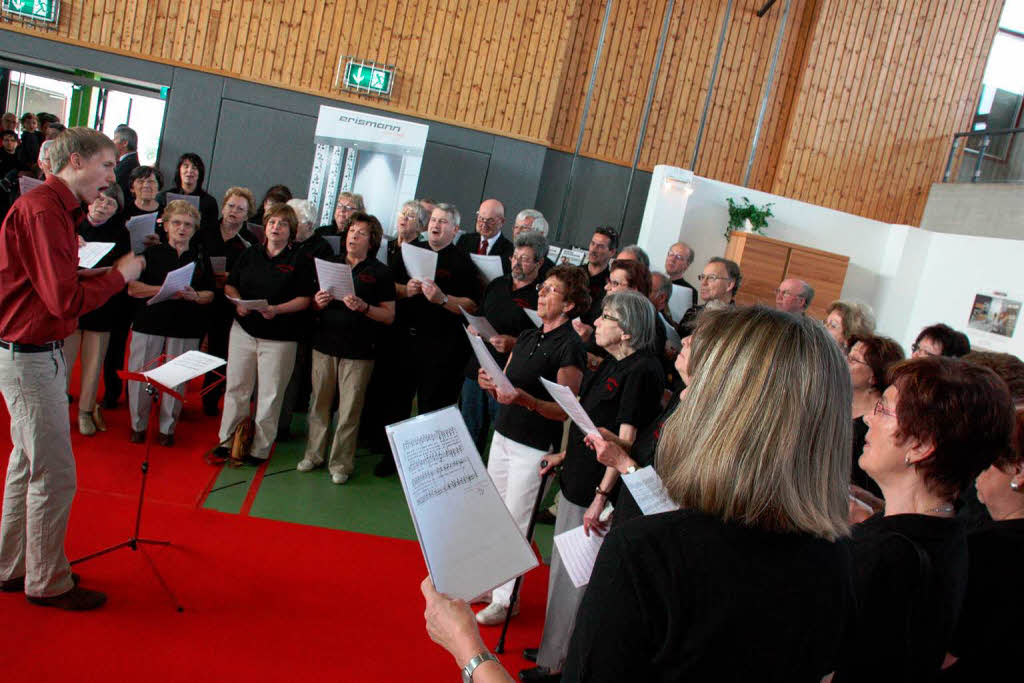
0, 127, 144, 610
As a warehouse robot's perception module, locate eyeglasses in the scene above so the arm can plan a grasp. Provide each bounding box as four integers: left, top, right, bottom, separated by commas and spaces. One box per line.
511, 253, 536, 263
873, 400, 897, 418
398, 211, 419, 220
774, 289, 803, 299
606, 279, 628, 289
475, 215, 503, 226
599, 312, 621, 323
337, 204, 357, 212
911, 342, 939, 357
536, 283, 565, 296
697, 274, 731, 282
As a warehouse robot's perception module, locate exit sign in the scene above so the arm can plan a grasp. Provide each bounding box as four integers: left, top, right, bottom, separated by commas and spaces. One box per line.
342, 59, 394, 98
2, 0, 59, 23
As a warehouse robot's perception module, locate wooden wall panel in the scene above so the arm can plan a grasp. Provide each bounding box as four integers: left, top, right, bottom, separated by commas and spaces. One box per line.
0, 0, 1002, 225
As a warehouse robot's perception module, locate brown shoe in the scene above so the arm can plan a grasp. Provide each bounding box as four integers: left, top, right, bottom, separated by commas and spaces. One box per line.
91, 405, 107, 432
1, 572, 80, 593
157, 432, 174, 447
27, 585, 106, 610
129, 430, 146, 444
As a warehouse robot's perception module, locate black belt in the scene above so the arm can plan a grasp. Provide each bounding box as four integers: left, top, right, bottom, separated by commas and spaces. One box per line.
0, 339, 64, 353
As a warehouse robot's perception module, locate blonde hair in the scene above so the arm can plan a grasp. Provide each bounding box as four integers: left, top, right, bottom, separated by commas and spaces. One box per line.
826, 300, 875, 343
48, 127, 116, 173
222, 186, 256, 218
657, 306, 852, 541
162, 199, 201, 226
337, 191, 365, 212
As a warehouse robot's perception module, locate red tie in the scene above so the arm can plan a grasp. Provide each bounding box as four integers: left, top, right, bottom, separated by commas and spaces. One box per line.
478, 239, 488, 255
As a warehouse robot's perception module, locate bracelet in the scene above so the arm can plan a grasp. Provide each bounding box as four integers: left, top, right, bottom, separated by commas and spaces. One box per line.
363, 302, 371, 315
595, 485, 612, 497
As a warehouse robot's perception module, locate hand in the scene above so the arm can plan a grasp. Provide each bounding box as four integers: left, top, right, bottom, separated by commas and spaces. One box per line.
466, 325, 480, 338
848, 496, 874, 525
342, 294, 367, 313
420, 577, 487, 667
849, 484, 885, 522
113, 253, 145, 281
590, 437, 635, 474
407, 279, 424, 297
596, 427, 628, 450
583, 495, 609, 537
235, 304, 251, 317
477, 368, 496, 392
142, 233, 161, 248
573, 319, 594, 342
175, 286, 199, 302
260, 305, 278, 319
539, 452, 565, 476
489, 335, 516, 353
495, 386, 521, 406
422, 279, 445, 305
314, 290, 332, 309
77, 235, 87, 249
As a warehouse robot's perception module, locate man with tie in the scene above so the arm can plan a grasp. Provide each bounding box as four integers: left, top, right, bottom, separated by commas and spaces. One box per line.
456, 198, 515, 273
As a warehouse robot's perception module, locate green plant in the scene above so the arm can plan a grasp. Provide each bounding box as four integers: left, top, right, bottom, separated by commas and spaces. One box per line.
725, 197, 774, 238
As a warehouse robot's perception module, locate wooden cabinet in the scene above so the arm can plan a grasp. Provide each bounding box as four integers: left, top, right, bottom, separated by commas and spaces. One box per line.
723, 232, 849, 320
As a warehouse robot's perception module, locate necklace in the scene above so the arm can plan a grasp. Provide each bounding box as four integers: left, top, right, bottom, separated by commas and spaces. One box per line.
924, 504, 955, 516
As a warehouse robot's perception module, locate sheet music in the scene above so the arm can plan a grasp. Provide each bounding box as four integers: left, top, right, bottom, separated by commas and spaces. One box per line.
142, 350, 225, 387
315, 257, 355, 299
524, 309, 542, 327
209, 256, 227, 275
553, 525, 605, 588
564, 248, 587, 266
621, 467, 680, 516
466, 328, 515, 394
324, 235, 342, 256
18, 176, 43, 194
547, 245, 562, 263
78, 242, 115, 268
541, 377, 599, 436
460, 307, 499, 342
126, 212, 157, 255
470, 254, 503, 283
166, 192, 200, 209
661, 313, 682, 351
401, 242, 437, 281
146, 262, 196, 305
227, 296, 270, 311
386, 406, 538, 600
668, 285, 694, 322
377, 237, 389, 263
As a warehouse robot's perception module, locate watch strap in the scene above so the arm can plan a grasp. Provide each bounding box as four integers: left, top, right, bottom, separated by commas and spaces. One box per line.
461, 651, 499, 682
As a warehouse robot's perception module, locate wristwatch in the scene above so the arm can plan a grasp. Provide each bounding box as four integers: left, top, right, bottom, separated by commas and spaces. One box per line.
440, 294, 449, 306
461, 651, 499, 682
626, 464, 637, 474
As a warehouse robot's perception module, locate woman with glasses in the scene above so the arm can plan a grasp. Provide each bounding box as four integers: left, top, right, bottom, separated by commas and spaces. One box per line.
677, 257, 740, 336
315, 191, 364, 242
823, 300, 875, 352
911, 323, 970, 359
473, 264, 589, 628
846, 335, 904, 500
834, 357, 1014, 681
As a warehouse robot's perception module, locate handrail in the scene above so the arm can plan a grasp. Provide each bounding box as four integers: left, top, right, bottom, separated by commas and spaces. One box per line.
943, 126, 1024, 183
950, 126, 1024, 139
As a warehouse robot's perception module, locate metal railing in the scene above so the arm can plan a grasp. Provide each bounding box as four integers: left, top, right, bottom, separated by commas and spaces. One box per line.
942, 127, 1024, 183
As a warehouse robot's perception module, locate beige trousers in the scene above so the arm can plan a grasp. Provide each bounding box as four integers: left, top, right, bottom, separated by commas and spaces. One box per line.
304, 351, 374, 476
63, 329, 111, 413
218, 322, 297, 460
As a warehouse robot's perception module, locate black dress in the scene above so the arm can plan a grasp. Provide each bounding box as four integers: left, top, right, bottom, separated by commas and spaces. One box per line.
563, 509, 855, 682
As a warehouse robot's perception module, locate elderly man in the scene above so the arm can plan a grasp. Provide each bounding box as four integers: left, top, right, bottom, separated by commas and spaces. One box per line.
112, 124, 140, 201
664, 241, 697, 301
617, 244, 649, 267
457, 198, 515, 273
513, 209, 548, 238
775, 278, 814, 314
677, 257, 742, 336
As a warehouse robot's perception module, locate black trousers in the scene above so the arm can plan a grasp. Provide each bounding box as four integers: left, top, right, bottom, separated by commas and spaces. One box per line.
202, 304, 233, 412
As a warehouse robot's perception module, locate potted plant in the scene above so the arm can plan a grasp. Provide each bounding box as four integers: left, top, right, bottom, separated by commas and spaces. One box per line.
725, 197, 774, 239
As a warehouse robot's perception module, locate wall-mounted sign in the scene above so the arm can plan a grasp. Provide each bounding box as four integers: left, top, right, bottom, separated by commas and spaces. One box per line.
336, 57, 395, 99
2, 0, 59, 23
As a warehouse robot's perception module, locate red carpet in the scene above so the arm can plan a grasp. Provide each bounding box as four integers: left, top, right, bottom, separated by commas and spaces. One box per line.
0, 380, 549, 681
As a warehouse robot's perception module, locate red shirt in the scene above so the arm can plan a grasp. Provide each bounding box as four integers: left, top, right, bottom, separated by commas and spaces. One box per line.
0, 175, 126, 344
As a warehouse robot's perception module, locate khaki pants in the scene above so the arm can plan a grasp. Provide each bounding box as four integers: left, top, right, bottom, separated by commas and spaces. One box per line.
0, 347, 77, 597
304, 351, 374, 477
64, 329, 111, 413
126, 331, 199, 435
218, 322, 297, 460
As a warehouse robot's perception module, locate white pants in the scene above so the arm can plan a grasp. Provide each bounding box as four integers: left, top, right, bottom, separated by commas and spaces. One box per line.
218, 322, 297, 460
127, 331, 199, 435
64, 329, 111, 413
487, 431, 550, 606
0, 347, 76, 597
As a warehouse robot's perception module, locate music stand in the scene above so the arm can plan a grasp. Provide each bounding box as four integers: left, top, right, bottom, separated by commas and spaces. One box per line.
70, 354, 224, 612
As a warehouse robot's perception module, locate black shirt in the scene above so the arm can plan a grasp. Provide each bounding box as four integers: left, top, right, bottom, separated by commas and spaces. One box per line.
132, 243, 215, 339
312, 256, 396, 360
493, 320, 587, 452
77, 214, 131, 332
942, 519, 1024, 681
563, 509, 855, 682
193, 221, 251, 273
157, 186, 219, 236
580, 265, 610, 326
850, 417, 882, 498
560, 351, 665, 507
611, 393, 681, 528
836, 514, 968, 683
227, 243, 316, 341
463, 274, 540, 380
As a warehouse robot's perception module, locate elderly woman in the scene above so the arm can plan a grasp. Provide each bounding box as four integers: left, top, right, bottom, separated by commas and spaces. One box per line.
911, 323, 970, 358
125, 201, 215, 445
296, 212, 395, 483
157, 153, 219, 235
66, 184, 129, 435
387, 199, 428, 266
835, 357, 1014, 681
823, 300, 875, 352
197, 186, 256, 415
943, 410, 1024, 681
519, 290, 664, 680
473, 264, 590, 626
315, 191, 365, 238
123, 165, 162, 220
847, 335, 905, 497
213, 204, 314, 465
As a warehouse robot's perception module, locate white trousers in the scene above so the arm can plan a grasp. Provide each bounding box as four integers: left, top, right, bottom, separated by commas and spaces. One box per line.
64, 329, 111, 413
487, 431, 550, 606
218, 322, 297, 460
126, 331, 199, 435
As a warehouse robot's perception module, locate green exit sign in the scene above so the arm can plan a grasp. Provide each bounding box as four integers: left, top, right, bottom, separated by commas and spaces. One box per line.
342, 60, 394, 98
2, 0, 59, 23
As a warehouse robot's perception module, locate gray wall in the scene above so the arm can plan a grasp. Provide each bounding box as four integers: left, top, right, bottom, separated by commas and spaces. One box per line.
921, 182, 1024, 240
1, 28, 647, 246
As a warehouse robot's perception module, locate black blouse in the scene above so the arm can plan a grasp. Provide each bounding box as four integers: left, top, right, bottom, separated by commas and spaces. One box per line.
463, 274, 540, 380
226, 243, 316, 342
312, 256, 396, 360
132, 243, 215, 339
77, 213, 131, 332
611, 393, 681, 528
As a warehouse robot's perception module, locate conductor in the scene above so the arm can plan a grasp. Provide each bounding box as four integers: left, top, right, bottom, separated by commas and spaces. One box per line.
0, 128, 145, 610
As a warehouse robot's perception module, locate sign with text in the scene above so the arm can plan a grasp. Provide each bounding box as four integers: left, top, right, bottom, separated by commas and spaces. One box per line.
342, 59, 394, 97
2, 0, 59, 23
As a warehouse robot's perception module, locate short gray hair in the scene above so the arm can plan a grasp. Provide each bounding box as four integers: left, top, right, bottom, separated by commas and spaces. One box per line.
651, 271, 672, 299
799, 281, 815, 310
435, 202, 460, 228
619, 244, 650, 267
400, 199, 429, 229
603, 290, 658, 354
113, 124, 138, 151
513, 230, 548, 263
286, 198, 316, 227
516, 209, 549, 237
